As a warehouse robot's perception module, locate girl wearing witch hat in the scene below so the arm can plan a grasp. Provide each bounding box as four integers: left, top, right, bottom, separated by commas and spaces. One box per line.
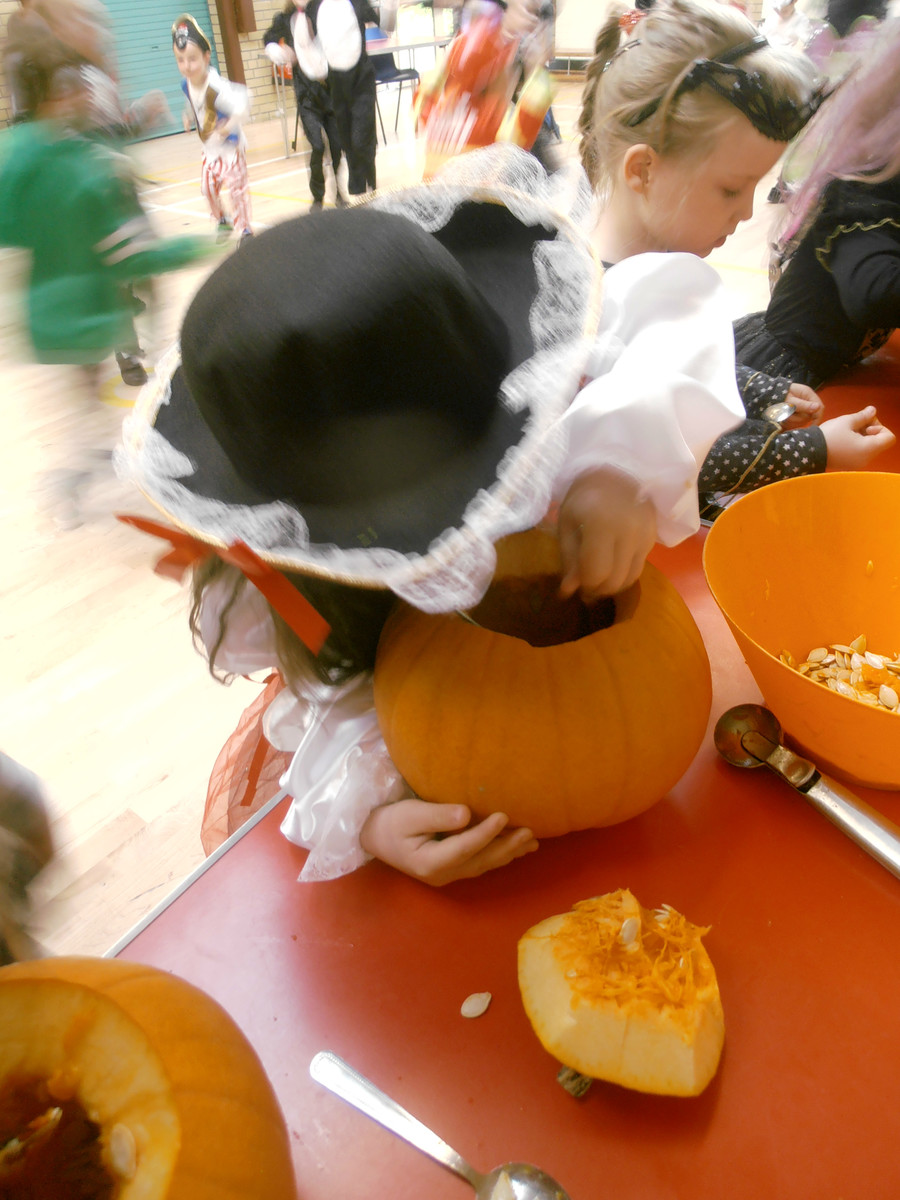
118, 147, 746, 885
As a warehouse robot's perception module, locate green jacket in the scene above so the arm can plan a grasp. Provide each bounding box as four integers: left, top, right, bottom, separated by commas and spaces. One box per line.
0, 120, 211, 363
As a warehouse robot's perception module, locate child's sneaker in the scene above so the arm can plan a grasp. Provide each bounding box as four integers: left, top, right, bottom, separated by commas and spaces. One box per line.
115, 351, 148, 387
216, 218, 234, 243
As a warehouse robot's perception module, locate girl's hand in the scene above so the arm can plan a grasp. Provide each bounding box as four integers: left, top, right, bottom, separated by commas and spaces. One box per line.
360, 799, 538, 886
558, 467, 657, 600
822, 407, 896, 470
783, 382, 824, 427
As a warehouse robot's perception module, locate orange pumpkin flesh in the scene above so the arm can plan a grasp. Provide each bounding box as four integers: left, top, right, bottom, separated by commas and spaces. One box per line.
518, 890, 724, 1096
0, 956, 296, 1199
374, 530, 712, 837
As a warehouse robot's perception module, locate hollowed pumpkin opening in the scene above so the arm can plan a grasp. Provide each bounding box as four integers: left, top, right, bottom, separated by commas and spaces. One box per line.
466, 574, 629, 647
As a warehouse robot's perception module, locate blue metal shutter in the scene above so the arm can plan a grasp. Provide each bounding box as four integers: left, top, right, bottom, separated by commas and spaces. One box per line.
104, 0, 220, 139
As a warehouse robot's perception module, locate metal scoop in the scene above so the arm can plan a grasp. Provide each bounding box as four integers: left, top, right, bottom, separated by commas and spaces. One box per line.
714, 703, 900, 881
310, 1051, 571, 1200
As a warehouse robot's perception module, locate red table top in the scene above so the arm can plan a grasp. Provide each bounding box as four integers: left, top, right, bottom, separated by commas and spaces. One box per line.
116, 521, 900, 1200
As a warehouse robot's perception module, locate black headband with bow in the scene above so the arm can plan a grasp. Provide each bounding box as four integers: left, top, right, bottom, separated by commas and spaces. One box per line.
628, 36, 822, 143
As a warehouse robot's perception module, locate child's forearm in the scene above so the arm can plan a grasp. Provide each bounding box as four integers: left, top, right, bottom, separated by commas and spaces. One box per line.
699, 422, 827, 495
736, 364, 793, 419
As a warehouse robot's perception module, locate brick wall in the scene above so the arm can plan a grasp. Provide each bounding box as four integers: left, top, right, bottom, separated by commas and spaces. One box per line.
243, 0, 287, 123
0, 0, 19, 126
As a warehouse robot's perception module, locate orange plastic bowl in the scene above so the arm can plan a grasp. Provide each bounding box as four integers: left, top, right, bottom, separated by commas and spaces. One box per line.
703, 473, 900, 790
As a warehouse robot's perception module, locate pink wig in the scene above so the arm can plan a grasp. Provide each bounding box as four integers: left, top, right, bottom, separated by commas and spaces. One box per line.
781, 17, 900, 244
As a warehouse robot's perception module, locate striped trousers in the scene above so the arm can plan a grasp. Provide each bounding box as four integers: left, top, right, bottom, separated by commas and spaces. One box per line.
200, 149, 252, 235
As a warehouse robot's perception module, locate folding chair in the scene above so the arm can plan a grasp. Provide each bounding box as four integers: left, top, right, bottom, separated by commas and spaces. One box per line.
366, 26, 419, 140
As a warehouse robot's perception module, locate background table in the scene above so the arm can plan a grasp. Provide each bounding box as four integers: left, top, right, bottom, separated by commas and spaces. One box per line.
365, 34, 453, 63
114, 516, 900, 1200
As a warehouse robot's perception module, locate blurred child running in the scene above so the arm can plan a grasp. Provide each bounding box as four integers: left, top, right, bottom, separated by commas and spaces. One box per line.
4, 0, 173, 385
172, 14, 254, 242
0, 21, 213, 525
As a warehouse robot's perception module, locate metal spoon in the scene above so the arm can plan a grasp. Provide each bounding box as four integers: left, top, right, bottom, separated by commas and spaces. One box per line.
309, 1050, 571, 1200
714, 703, 900, 880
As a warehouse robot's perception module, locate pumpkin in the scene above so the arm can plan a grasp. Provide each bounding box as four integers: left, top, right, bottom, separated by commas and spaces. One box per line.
518, 889, 724, 1096
0, 956, 296, 1199
373, 529, 712, 837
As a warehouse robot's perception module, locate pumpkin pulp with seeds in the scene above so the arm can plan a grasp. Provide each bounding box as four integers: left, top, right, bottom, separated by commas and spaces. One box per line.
518, 889, 724, 1096
0, 1074, 121, 1197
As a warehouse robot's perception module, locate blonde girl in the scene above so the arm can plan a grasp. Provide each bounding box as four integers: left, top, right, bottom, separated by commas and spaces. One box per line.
578, 2, 884, 507
579, 0, 819, 262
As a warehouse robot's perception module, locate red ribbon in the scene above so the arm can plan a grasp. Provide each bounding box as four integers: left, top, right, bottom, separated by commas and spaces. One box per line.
117, 514, 331, 655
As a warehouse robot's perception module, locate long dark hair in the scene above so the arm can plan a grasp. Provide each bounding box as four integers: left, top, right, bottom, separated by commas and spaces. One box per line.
189, 558, 397, 694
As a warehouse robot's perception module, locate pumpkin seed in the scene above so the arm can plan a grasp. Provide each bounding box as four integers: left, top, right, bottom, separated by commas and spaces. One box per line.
460, 991, 492, 1018
108, 1124, 137, 1180
618, 916, 640, 946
